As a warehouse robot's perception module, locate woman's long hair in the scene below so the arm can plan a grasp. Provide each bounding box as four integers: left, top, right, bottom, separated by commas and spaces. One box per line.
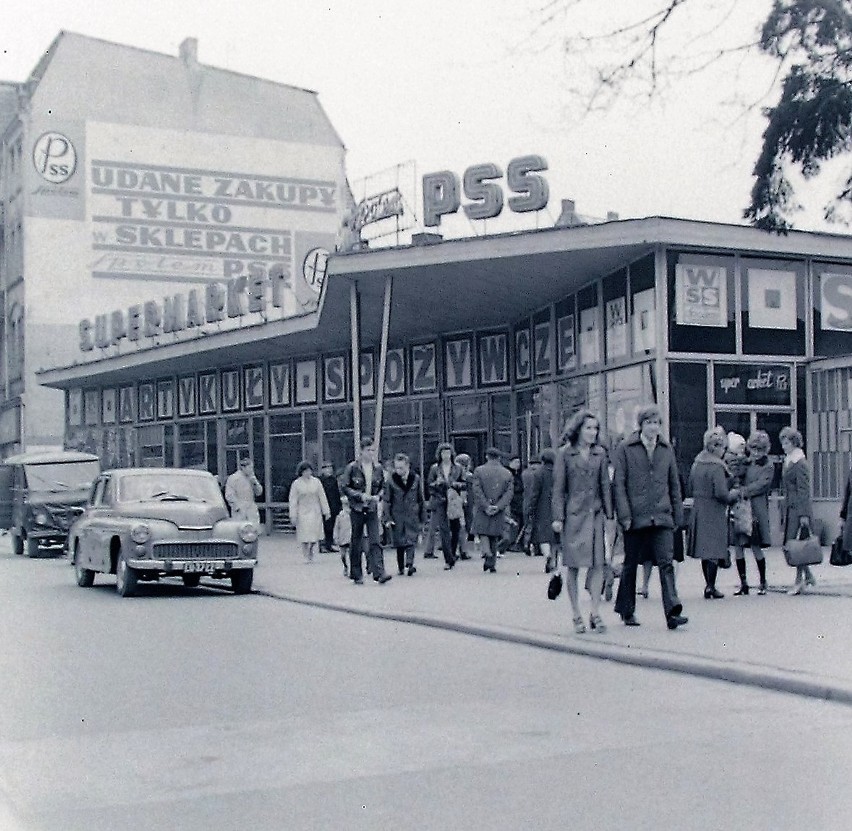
561, 409, 600, 447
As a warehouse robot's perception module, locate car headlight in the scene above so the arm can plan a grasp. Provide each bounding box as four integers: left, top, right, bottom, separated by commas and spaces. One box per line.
239, 523, 258, 543
130, 523, 151, 544
35, 512, 49, 526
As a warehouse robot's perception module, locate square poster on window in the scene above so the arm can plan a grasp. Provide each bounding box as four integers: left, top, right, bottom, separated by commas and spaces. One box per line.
579, 307, 600, 366
675, 263, 728, 327
747, 269, 796, 330
605, 297, 627, 361
633, 288, 656, 353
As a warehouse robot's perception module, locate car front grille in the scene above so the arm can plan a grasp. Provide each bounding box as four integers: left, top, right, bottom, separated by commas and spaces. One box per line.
153, 542, 239, 559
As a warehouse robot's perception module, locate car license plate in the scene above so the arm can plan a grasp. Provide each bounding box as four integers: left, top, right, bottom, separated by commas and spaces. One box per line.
184, 561, 215, 573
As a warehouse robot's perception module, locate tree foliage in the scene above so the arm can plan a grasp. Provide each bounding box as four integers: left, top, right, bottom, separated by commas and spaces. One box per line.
537, 0, 852, 232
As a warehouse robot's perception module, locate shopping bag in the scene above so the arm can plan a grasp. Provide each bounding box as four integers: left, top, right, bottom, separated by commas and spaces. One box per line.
783, 529, 823, 567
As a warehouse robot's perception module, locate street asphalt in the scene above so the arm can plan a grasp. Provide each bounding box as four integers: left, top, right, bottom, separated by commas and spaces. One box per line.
250, 535, 852, 705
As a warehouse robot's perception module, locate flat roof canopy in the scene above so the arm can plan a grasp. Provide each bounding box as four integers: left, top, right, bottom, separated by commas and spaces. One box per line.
38, 216, 852, 389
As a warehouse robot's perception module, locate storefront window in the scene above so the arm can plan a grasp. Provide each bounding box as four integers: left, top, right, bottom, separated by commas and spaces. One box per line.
554, 295, 577, 374
605, 364, 654, 449
740, 258, 806, 355
603, 268, 628, 363
669, 362, 708, 489
492, 393, 512, 456
630, 254, 656, 355
178, 421, 206, 469
668, 252, 736, 354
138, 424, 165, 468
205, 421, 217, 478
270, 414, 302, 502
813, 263, 852, 356
578, 284, 601, 368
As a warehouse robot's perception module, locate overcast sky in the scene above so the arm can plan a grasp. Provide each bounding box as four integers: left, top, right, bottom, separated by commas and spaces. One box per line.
2, 0, 844, 240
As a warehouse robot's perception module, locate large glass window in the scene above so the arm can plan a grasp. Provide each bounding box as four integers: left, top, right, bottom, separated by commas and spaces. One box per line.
138, 424, 165, 468
669, 362, 708, 490
741, 258, 806, 355
813, 263, 852, 357
578, 284, 601, 368
630, 254, 656, 355
668, 252, 736, 354
605, 365, 654, 449
178, 421, 206, 469
492, 393, 512, 456
603, 268, 629, 363
271, 414, 303, 502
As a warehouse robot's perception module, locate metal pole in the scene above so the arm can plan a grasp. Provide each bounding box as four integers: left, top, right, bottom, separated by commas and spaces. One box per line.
373, 275, 394, 452
350, 280, 361, 457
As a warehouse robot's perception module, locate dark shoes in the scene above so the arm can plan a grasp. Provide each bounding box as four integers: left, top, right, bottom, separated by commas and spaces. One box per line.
353, 577, 364, 585
667, 614, 689, 630
407, 565, 417, 576
704, 587, 724, 599
757, 582, 767, 595
423, 553, 437, 559
459, 554, 471, 560
734, 583, 749, 596
375, 574, 392, 584
621, 615, 641, 627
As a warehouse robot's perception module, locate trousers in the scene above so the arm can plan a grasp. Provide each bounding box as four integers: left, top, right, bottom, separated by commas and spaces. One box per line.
614, 526, 682, 620
349, 509, 385, 581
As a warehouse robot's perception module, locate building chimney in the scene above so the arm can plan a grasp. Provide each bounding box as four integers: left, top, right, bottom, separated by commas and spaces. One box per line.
606, 211, 619, 221
555, 199, 584, 228
179, 37, 198, 66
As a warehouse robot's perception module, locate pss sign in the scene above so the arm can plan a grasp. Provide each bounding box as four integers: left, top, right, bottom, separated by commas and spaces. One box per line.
33, 132, 77, 184
423, 154, 549, 227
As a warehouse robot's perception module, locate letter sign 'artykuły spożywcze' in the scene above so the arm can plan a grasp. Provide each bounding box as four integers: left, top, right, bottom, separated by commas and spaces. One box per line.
422, 155, 548, 227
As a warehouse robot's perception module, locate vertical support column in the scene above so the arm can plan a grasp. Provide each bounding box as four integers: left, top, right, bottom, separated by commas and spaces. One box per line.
654, 244, 671, 428
349, 280, 361, 456
373, 275, 394, 451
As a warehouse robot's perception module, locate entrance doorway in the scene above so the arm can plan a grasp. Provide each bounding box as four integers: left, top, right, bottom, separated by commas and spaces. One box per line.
452, 433, 486, 467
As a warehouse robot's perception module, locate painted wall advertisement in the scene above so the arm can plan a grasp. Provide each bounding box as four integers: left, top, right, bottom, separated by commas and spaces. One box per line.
675, 264, 728, 327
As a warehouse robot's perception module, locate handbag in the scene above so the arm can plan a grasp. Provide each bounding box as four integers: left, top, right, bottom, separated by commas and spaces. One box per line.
446, 488, 464, 521
783, 527, 824, 567
547, 548, 562, 599
830, 535, 852, 567
730, 498, 753, 536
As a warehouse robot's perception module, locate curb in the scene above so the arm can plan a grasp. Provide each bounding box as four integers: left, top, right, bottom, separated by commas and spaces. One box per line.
253, 586, 852, 707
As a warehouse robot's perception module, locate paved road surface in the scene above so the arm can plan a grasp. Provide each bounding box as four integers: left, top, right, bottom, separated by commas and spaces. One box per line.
1, 550, 851, 830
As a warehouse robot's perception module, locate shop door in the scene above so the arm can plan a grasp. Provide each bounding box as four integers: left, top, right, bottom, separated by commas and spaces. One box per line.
452, 433, 486, 467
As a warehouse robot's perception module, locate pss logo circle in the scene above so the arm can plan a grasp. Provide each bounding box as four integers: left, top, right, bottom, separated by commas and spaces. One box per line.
303, 248, 330, 293
32, 132, 77, 184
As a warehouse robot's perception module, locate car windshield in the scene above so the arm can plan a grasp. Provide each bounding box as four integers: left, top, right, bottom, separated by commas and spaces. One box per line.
23, 461, 100, 492
118, 473, 224, 505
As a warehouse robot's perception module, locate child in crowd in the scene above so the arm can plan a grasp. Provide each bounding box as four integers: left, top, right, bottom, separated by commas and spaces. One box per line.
333, 495, 352, 576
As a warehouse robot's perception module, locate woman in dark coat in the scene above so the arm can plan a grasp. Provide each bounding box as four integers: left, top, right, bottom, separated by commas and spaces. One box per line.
732, 430, 774, 595
382, 452, 425, 576
839, 464, 852, 556
780, 426, 816, 595
551, 409, 613, 634
427, 443, 464, 571
524, 448, 557, 572
687, 427, 740, 599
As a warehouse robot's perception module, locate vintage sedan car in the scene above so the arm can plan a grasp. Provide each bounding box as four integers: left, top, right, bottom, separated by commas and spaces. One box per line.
68, 467, 259, 597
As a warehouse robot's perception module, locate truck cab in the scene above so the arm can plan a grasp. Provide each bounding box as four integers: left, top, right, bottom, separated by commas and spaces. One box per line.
0, 451, 101, 557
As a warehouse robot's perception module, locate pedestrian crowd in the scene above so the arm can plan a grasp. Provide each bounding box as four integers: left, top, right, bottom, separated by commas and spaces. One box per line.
254, 403, 833, 634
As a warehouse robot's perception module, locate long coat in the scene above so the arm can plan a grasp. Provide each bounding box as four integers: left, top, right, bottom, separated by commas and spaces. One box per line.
781, 452, 812, 543
739, 456, 774, 547
289, 475, 330, 543
552, 443, 613, 567
470, 460, 514, 537
383, 470, 425, 547
686, 451, 737, 561
523, 460, 556, 545
612, 432, 685, 530
839, 467, 852, 552
225, 470, 262, 528
319, 472, 342, 518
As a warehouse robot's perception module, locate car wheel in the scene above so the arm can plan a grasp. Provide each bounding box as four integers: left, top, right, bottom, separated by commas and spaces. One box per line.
73, 544, 95, 588
231, 569, 253, 594
26, 535, 40, 558
13, 534, 23, 556
182, 574, 201, 588
115, 552, 138, 597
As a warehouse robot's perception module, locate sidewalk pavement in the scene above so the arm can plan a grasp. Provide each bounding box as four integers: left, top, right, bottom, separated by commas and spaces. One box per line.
252, 537, 852, 705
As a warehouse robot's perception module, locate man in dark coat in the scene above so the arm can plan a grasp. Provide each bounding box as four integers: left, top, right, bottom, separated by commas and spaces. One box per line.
318, 461, 342, 552
612, 405, 688, 630
340, 437, 391, 584
383, 452, 425, 576
471, 447, 514, 573
524, 450, 558, 567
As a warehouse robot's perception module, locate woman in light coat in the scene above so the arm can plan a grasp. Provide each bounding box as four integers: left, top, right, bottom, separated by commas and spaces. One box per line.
551, 409, 613, 635
288, 460, 330, 562
780, 426, 816, 594
687, 428, 740, 599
